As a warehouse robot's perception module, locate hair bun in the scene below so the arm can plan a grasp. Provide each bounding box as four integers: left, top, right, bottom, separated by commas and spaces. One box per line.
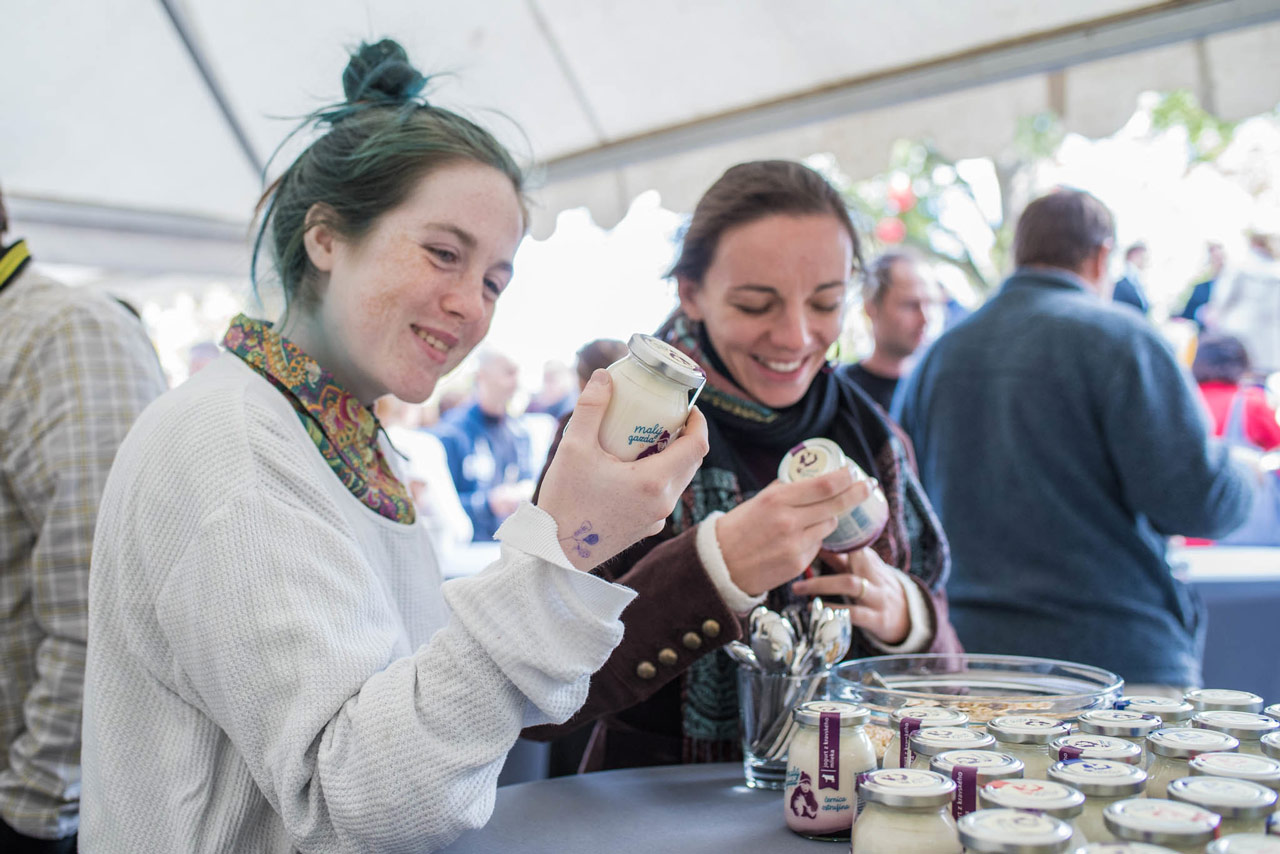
342, 39, 428, 104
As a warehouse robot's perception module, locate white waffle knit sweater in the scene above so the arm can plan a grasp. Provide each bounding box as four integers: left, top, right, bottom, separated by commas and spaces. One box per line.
80, 354, 634, 853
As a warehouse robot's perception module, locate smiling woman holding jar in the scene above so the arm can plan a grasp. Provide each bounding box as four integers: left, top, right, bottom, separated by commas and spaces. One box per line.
526, 160, 961, 772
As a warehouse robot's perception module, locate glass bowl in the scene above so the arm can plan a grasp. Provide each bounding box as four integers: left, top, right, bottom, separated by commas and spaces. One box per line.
830, 653, 1124, 726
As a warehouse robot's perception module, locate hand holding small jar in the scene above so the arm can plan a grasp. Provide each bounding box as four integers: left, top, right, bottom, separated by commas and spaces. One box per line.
537, 369, 710, 571
792, 547, 911, 646
714, 470, 870, 596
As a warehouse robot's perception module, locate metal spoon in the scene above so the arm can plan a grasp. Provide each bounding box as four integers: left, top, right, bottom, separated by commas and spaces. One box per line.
752, 610, 797, 673
810, 607, 853, 670
724, 640, 762, 670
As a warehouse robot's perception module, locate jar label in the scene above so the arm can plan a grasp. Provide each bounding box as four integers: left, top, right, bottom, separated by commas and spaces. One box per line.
820, 711, 840, 790
951, 764, 978, 820
899, 717, 923, 768
1059, 745, 1085, 760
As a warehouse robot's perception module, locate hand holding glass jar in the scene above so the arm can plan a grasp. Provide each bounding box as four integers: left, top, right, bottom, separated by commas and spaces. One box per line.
536, 369, 710, 570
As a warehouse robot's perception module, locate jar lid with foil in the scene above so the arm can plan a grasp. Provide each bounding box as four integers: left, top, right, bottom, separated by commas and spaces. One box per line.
856, 768, 955, 808
1104, 798, 1221, 846
1191, 752, 1280, 789
623, 334, 706, 390
889, 705, 970, 727
1264, 732, 1280, 761
1195, 711, 1280, 742
1048, 758, 1148, 797
1206, 834, 1280, 853
1167, 776, 1279, 819
957, 808, 1074, 854
1186, 689, 1266, 714
1148, 726, 1240, 758
1117, 695, 1195, 723
1076, 844, 1184, 853
979, 779, 1086, 819
1079, 708, 1164, 738
910, 726, 997, 757
931, 749, 1025, 784
987, 715, 1073, 745
1052, 733, 1143, 765
1266, 704, 1280, 723
792, 700, 869, 728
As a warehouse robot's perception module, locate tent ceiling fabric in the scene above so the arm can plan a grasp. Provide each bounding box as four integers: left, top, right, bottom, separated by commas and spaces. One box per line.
4, 0, 1280, 271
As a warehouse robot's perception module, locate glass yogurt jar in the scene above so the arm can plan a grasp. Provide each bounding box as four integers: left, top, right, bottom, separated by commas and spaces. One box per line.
1195, 712, 1280, 758
957, 808, 1074, 854
1103, 798, 1222, 853
776, 438, 889, 552
1191, 752, 1280, 794
1265, 733, 1280, 762
986, 715, 1073, 780
598, 333, 705, 461
929, 749, 1024, 821
783, 701, 876, 841
1186, 689, 1266, 714
1048, 758, 1149, 842
1167, 776, 1278, 835
1266, 705, 1280, 723
909, 726, 996, 770
1146, 727, 1241, 798
1079, 709, 1164, 767
1206, 835, 1280, 853
1118, 696, 1195, 725
1052, 733, 1144, 766
979, 779, 1087, 850
850, 769, 959, 854
883, 706, 970, 769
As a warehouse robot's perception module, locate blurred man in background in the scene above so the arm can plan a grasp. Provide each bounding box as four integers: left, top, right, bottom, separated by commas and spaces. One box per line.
1112, 241, 1151, 315
0, 187, 167, 851
839, 251, 942, 412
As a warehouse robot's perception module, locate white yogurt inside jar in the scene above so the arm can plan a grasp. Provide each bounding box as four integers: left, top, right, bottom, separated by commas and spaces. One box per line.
598, 334, 705, 461
776, 438, 889, 552
783, 701, 876, 841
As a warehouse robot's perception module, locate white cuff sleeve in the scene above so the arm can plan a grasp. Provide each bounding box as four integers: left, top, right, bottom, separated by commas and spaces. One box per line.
695, 512, 766, 616
866, 568, 933, 654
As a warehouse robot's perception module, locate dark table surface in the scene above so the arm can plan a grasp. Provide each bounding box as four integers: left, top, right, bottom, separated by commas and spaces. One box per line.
440, 763, 828, 853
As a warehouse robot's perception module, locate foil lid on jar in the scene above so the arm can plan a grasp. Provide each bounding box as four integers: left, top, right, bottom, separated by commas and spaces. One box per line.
1051, 734, 1143, 765
910, 726, 997, 757
792, 700, 869, 727
1195, 711, 1280, 741
987, 715, 1073, 744
1191, 752, 1280, 789
1206, 834, 1280, 853
1104, 798, 1222, 845
1048, 758, 1148, 797
856, 769, 955, 808
1077, 844, 1185, 854
931, 749, 1025, 783
1186, 689, 1266, 714
777, 437, 847, 482
979, 779, 1086, 819
1117, 695, 1195, 723
1079, 708, 1164, 737
1148, 726, 1240, 758
624, 334, 705, 390
957, 808, 1074, 854
1266, 704, 1280, 723
889, 705, 970, 727
1168, 776, 1279, 819
1264, 732, 1280, 761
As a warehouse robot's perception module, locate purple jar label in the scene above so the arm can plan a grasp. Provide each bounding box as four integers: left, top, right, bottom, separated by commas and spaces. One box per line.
1059, 745, 1085, 760
900, 716, 923, 767
951, 764, 979, 820
819, 712, 840, 790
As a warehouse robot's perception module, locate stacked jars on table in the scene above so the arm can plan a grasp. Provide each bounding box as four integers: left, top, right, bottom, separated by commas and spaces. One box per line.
850, 769, 959, 854
1077, 708, 1164, 768
956, 808, 1075, 854
1166, 775, 1278, 835
881, 705, 969, 769
1048, 757, 1149, 842
1146, 726, 1241, 798
908, 726, 995, 770
1194, 710, 1280, 758
978, 777, 1088, 850
928, 749, 1023, 821
1103, 797, 1222, 853
985, 715, 1073, 780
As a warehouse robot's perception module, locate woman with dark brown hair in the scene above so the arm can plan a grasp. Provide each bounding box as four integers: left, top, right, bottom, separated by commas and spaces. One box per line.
529, 160, 960, 772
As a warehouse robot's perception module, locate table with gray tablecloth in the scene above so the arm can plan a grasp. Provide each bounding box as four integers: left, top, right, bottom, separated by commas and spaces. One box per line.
440, 763, 825, 853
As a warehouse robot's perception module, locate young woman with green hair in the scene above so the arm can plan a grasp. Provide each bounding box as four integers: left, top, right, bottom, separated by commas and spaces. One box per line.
79, 39, 708, 853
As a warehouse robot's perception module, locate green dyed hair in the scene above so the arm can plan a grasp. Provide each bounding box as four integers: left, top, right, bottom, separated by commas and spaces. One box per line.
252, 39, 527, 311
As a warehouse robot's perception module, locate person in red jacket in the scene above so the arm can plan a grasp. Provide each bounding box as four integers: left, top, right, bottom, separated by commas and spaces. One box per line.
1193, 333, 1280, 451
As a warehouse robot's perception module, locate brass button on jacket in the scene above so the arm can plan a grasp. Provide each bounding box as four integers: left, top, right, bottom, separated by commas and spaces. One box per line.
636, 661, 657, 680
682, 632, 703, 650
701, 619, 721, 638
658, 647, 678, 667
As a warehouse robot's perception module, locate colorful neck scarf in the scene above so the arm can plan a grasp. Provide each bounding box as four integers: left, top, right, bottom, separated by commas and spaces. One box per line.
0, 240, 32, 295
222, 314, 415, 524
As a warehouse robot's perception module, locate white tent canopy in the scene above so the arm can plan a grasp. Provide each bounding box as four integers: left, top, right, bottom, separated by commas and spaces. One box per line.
5, 0, 1280, 275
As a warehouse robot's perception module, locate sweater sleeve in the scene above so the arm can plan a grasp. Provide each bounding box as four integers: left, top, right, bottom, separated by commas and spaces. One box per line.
1101, 328, 1254, 539
154, 494, 632, 854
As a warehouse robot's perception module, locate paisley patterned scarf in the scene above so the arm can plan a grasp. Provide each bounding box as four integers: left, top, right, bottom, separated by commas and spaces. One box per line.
222, 314, 415, 524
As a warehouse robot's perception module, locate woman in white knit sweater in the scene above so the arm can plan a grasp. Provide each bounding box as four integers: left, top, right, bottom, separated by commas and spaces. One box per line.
79, 40, 708, 853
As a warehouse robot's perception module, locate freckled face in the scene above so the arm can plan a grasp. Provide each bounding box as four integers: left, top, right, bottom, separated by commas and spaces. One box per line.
302, 161, 524, 404
679, 214, 852, 409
